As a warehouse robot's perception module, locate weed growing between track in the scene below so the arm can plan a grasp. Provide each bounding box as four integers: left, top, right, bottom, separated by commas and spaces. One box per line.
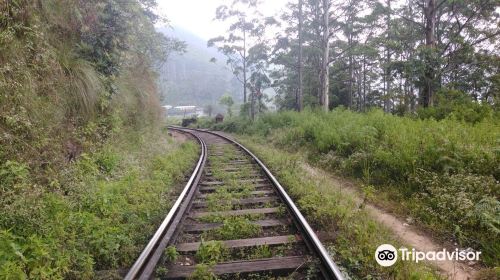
235, 137, 443, 279
206, 109, 499, 267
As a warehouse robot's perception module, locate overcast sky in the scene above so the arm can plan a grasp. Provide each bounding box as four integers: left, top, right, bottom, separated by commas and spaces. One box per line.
156, 0, 289, 40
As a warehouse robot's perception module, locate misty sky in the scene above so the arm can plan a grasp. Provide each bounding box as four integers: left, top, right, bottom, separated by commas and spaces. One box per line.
156, 0, 289, 40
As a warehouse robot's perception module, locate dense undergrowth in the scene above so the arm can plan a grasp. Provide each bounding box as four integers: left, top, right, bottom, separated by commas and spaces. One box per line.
203, 109, 500, 266
235, 137, 442, 279
0, 128, 199, 279
0, 0, 193, 278
1, 0, 173, 175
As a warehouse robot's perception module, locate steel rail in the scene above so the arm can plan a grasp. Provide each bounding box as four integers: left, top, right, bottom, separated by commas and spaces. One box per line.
179, 127, 345, 280
125, 129, 207, 280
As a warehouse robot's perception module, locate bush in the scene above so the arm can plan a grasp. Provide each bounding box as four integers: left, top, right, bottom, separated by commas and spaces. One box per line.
0, 130, 199, 278
0, 0, 186, 278
0, 161, 29, 191
206, 109, 500, 266
235, 138, 440, 279
417, 88, 493, 123
94, 150, 120, 174
410, 170, 499, 264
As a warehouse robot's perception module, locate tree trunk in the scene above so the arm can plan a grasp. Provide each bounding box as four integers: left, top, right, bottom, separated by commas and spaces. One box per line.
384, 0, 392, 112
297, 0, 304, 111
422, 0, 436, 107
362, 55, 367, 111
357, 68, 362, 111
243, 24, 247, 104
319, 0, 330, 111
250, 89, 256, 120
348, 32, 353, 109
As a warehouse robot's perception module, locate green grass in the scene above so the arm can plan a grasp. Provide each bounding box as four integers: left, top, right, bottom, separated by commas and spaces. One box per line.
202, 216, 262, 241
0, 1, 185, 279
208, 109, 499, 267
224, 136, 443, 279
188, 264, 217, 280
164, 246, 179, 262
0, 128, 199, 279
195, 240, 228, 264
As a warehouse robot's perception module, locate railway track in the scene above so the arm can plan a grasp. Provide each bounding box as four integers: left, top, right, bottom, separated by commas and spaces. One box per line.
125, 127, 345, 280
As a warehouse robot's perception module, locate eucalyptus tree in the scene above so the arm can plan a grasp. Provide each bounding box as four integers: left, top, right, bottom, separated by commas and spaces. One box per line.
383, 0, 394, 112
270, 0, 309, 111
335, 0, 367, 109
298, 0, 305, 111
220, 94, 235, 117
275, 0, 334, 110
208, 0, 276, 109
400, 0, 500, 107
319, 0, 332, 111
246, 36, 272, 119
272, 0, 499, 112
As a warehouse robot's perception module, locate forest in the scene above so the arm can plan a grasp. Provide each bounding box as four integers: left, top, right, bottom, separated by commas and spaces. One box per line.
0, 0, 498, 279
206, 0, 499, 120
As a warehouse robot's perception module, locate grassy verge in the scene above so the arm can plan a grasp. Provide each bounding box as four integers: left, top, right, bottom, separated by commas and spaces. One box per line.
0, 128, 199, 279
201, 109, 499, 267
232, 136, 442, 279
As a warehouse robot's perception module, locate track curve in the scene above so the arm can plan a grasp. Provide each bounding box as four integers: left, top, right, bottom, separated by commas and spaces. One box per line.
125, 127, 345, 280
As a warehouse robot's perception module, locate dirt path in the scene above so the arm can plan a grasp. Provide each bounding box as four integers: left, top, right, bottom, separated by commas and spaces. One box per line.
301, 163, 478, 280
204, 132, 479, 279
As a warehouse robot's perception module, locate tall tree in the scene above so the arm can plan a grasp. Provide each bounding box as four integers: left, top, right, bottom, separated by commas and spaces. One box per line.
297, 0, 304, 111
272, 0, 499, 112
319, 0, 331, 111
422, 0, 437, 107
209, 0, 274, 108
384, 0, 393, 112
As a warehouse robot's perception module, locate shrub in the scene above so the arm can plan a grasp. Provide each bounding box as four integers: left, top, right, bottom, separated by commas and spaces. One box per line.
94, 150, 120, 174
0, 161, 29, 191
205, 109, 500, 266
235, 138, 440, 279
409, 170, 499, 264
0, 130, 199, 278
417, 88, 493, 123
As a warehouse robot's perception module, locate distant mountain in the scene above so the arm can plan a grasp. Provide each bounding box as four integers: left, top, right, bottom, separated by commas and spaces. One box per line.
156, 26, 242, 110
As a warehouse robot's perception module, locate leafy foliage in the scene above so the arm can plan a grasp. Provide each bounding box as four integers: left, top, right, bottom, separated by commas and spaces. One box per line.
233, 136, 441, 279
164, 246, 180, 262
0, 129, 199, 278
417, 88, 493, 123
219, 94, 235, 117
195, 240, 228, 264
208, 109, 500, 265
0, 0, 184, 182
209, 0, 276, 119
271, 0, 499, 113
188, 264, 217, 280
0, 1, 190, 277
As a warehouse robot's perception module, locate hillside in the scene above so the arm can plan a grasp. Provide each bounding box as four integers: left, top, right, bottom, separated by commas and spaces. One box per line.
0, 2, 199, 278
156, 26, 242, 109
